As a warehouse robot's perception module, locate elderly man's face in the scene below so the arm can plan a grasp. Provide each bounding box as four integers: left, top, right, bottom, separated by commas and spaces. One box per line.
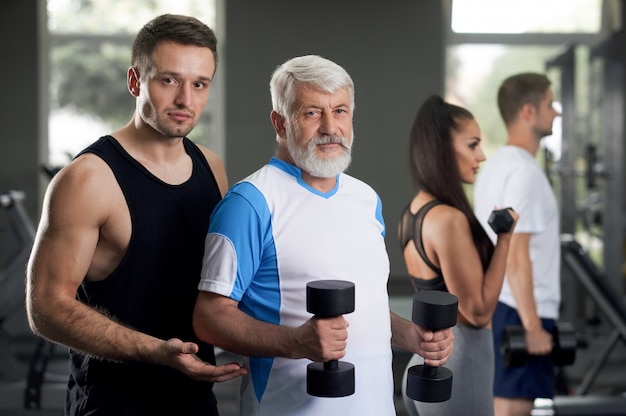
284, 84, 353, 178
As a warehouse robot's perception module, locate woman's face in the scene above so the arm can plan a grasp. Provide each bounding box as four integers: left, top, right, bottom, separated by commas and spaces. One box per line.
452, 118, 485, 184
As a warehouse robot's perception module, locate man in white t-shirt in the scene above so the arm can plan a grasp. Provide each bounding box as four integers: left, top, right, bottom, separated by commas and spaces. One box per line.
192, 55, 454, 415
474, 73, 561, 416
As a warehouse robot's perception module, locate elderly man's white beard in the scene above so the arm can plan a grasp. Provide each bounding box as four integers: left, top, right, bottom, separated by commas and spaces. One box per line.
286, 128, 353, 178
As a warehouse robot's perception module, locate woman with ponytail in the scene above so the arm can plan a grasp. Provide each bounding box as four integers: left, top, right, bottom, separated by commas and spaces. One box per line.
399, 95, 518, 416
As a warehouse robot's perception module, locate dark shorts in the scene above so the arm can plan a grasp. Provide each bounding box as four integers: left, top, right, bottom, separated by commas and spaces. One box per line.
493, 301, 556, 400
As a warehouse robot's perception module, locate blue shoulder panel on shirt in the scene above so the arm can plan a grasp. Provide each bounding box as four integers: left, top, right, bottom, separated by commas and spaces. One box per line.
209, 182, 273, 301
375, 193, 386, 237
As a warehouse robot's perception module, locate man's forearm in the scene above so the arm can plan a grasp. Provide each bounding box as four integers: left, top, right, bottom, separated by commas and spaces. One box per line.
194, 296, 301, 359
507, 257, 541, 330
30, 298, 163, 363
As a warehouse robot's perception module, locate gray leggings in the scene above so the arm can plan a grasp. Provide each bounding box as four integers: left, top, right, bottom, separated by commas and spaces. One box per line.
402, 324, 495, 416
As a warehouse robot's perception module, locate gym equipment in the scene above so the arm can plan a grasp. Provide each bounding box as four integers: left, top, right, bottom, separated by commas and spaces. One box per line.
488, 207, 515, 234
532, 395, 626, 416
1, 188, 68, 411
0, 190, 36, 382
501, 322, 577, 367
561, 237, 626, 395
305, 280, 355, 397
587, 32, 625, 311
405, 290, 458, 403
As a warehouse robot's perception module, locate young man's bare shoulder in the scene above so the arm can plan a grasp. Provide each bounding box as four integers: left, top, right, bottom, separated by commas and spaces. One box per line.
49, 153, 120, 206
196, 144, 228, 195
196, 144, 223, 167
57, 153, 114, 184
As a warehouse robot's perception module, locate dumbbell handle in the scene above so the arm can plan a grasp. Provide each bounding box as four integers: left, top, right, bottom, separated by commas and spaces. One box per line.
324, 360, 339, 370
311, 312, 345, 371
421, 363, 438, 377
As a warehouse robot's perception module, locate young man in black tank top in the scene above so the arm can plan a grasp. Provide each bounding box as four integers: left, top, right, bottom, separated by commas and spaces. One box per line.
25, 14, 246, 416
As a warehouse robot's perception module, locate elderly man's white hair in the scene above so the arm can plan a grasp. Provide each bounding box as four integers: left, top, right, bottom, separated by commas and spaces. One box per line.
269, 55, 355, 119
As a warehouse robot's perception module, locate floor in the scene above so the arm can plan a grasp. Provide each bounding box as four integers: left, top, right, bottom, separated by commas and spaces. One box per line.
1, 294, 626, 415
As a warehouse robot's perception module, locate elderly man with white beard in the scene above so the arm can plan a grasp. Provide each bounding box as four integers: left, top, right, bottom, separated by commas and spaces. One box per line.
192, 55, 454, 416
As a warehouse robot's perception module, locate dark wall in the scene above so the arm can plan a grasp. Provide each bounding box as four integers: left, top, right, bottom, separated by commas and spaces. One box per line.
225, 1, 445, 279
0, 0, 43, 219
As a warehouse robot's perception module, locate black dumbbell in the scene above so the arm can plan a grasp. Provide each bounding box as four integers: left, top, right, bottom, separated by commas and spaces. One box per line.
406, 290, 458, 403
306, 280, 355, 397
488, 207, 515, 234
501, 322, 577, 367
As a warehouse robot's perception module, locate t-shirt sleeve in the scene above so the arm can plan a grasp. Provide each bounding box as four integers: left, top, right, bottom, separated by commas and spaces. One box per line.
502, 166, 547, 234
198, 182, 270, 301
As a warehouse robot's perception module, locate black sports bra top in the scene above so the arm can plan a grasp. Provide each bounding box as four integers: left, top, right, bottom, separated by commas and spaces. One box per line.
399, 200, 448, 293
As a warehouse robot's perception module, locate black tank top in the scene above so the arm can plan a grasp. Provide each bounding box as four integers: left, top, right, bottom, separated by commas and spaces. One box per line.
399, 200, 448, 292
67, 136, 221, 415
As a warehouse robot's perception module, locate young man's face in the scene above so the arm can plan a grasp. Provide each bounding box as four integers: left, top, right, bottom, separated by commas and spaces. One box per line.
134, 41, 216, 139
533, 88, 560, 139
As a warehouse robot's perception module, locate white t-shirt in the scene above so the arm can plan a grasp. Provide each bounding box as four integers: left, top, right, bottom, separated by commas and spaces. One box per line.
199, 157, 395, 415
473, 146, 560, 319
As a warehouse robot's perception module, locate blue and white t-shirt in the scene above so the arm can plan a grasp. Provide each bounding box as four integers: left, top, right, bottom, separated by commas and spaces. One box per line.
199, 157, 395, 415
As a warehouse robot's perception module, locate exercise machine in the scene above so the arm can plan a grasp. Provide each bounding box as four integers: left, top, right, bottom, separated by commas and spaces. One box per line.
561, 236, 626, 396
0, 190, 67, 411
0, 190, 36, 382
